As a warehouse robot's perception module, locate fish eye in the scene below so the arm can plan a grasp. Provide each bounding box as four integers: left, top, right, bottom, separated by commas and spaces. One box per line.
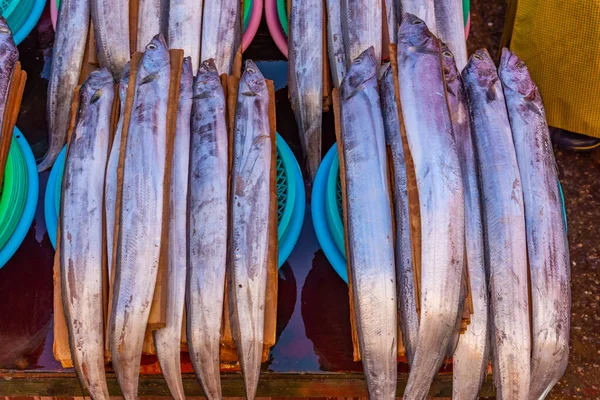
412, 19, 423, 25
147, 43, 157, 50
443, 50, 452, 58
247, 67, 256, 73
0, 27, 9, 34
473, 54, 483, 60
516, 61, 526, 69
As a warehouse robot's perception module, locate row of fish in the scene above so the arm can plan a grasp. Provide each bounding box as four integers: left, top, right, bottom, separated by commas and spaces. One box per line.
288, 0, 468, 186
339, 14, 570, 400
60, 34, 272, 400
39, 0, 241, 172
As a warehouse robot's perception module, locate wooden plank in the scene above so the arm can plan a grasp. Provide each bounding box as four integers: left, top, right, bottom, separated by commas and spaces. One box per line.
52, 86, 82, 369
331, 89, 361, 361
0, 62, 26, 189
0, 372, 496, 398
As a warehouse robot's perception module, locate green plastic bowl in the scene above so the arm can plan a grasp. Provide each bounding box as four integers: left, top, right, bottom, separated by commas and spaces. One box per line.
0, 134, 27, 250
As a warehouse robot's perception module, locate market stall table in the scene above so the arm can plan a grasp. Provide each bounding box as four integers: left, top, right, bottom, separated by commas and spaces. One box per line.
0, 10, 495, 398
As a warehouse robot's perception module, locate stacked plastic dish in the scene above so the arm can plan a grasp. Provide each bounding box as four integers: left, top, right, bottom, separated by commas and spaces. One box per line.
51, 0, 263, 51
0, 0, 45, 45
0, 129, 39, 269
45, 133, 305, 267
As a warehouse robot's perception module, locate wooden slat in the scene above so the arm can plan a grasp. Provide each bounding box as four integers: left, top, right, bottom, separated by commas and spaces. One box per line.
0, 63, 26, 189
0, 372, 496, 398
52, 86, 83, 368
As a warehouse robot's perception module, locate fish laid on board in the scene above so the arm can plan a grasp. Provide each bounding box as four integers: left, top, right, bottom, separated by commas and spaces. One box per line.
187, 59, 229, 400
0, 16, 18, 149
341, 0, 382, 68
229, 60, 271, 400
201, 0, 241, 75
167, 0, 202, 72
91, 0, 130, 79
441, 45, 489, 400
39, 0, 91, 172
289, 0, 323, 183
499, 48, 570, 400
60, 68, 114, 400
105, 63, 130, 286
400, 1, 436, 34
325, 0, 347, 88
396, 14, 464, 400
340, 47, 397, 399
137, 0, 167, 52
434, 0, 467, 70
110, 35, 170, 400
379, 64, 418, 367
463, 48, 530, 400
153, 57, 193, 400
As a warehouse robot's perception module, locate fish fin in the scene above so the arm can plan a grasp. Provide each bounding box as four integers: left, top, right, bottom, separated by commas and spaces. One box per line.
90, 89, 103, 104
192, 93, 212, 100
139, 73, 159, 85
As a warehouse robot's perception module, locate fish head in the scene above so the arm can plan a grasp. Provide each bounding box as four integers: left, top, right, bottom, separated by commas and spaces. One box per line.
462, 48, 501, 97
81, 68, 114, 105
140, 34, 170, 75
194, 59, 222, 98
397, 13, 437, 54
441, 42, 460, 85
179, 56, 193, 98
499, 48, 538, 101
380, 62, 394, 84
340, 47, 377, 101
239, 60, 268, 98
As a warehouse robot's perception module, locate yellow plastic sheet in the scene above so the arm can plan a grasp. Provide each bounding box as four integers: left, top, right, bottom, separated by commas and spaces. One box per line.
509, 0, 600, 137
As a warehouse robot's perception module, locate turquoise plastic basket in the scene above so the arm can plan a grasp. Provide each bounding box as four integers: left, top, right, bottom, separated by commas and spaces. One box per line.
0, 128, 39, 269
0, 0, 45, 45
45, 134, 305, 267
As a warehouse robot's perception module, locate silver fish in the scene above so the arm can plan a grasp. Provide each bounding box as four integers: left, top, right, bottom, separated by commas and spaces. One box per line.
325, 0, 347, 88
110, 35, 170, 400
441, 45, 489, 400
380, 64, 418, 367
400, 1, 436, 34
340, 47, 397, 399
499, 48, 570, 400
153, 57, 193, 400
396, 14, 464, 400
0, 16, 18, 153
341, 0, 382, 68
91, 0, 130, 79
462, 48, 530, 400
384, 0, 398, 44
137, 0, 167, 52
201, 0, 241, 75
60, 68, 114, 400
289, 0, 323, 183
39, 0, 90, 172
105, 63, 130, 286
167, 0, 203, 72
229, 60, 271, 400
187, 59, 228, 400
434, 0, 467, 70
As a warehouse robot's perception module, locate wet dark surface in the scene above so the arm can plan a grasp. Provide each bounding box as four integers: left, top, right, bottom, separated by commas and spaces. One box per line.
0, 1, 598, 398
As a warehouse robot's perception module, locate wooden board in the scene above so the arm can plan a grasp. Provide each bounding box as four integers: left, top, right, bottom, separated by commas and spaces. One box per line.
0, 62, 26, 189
